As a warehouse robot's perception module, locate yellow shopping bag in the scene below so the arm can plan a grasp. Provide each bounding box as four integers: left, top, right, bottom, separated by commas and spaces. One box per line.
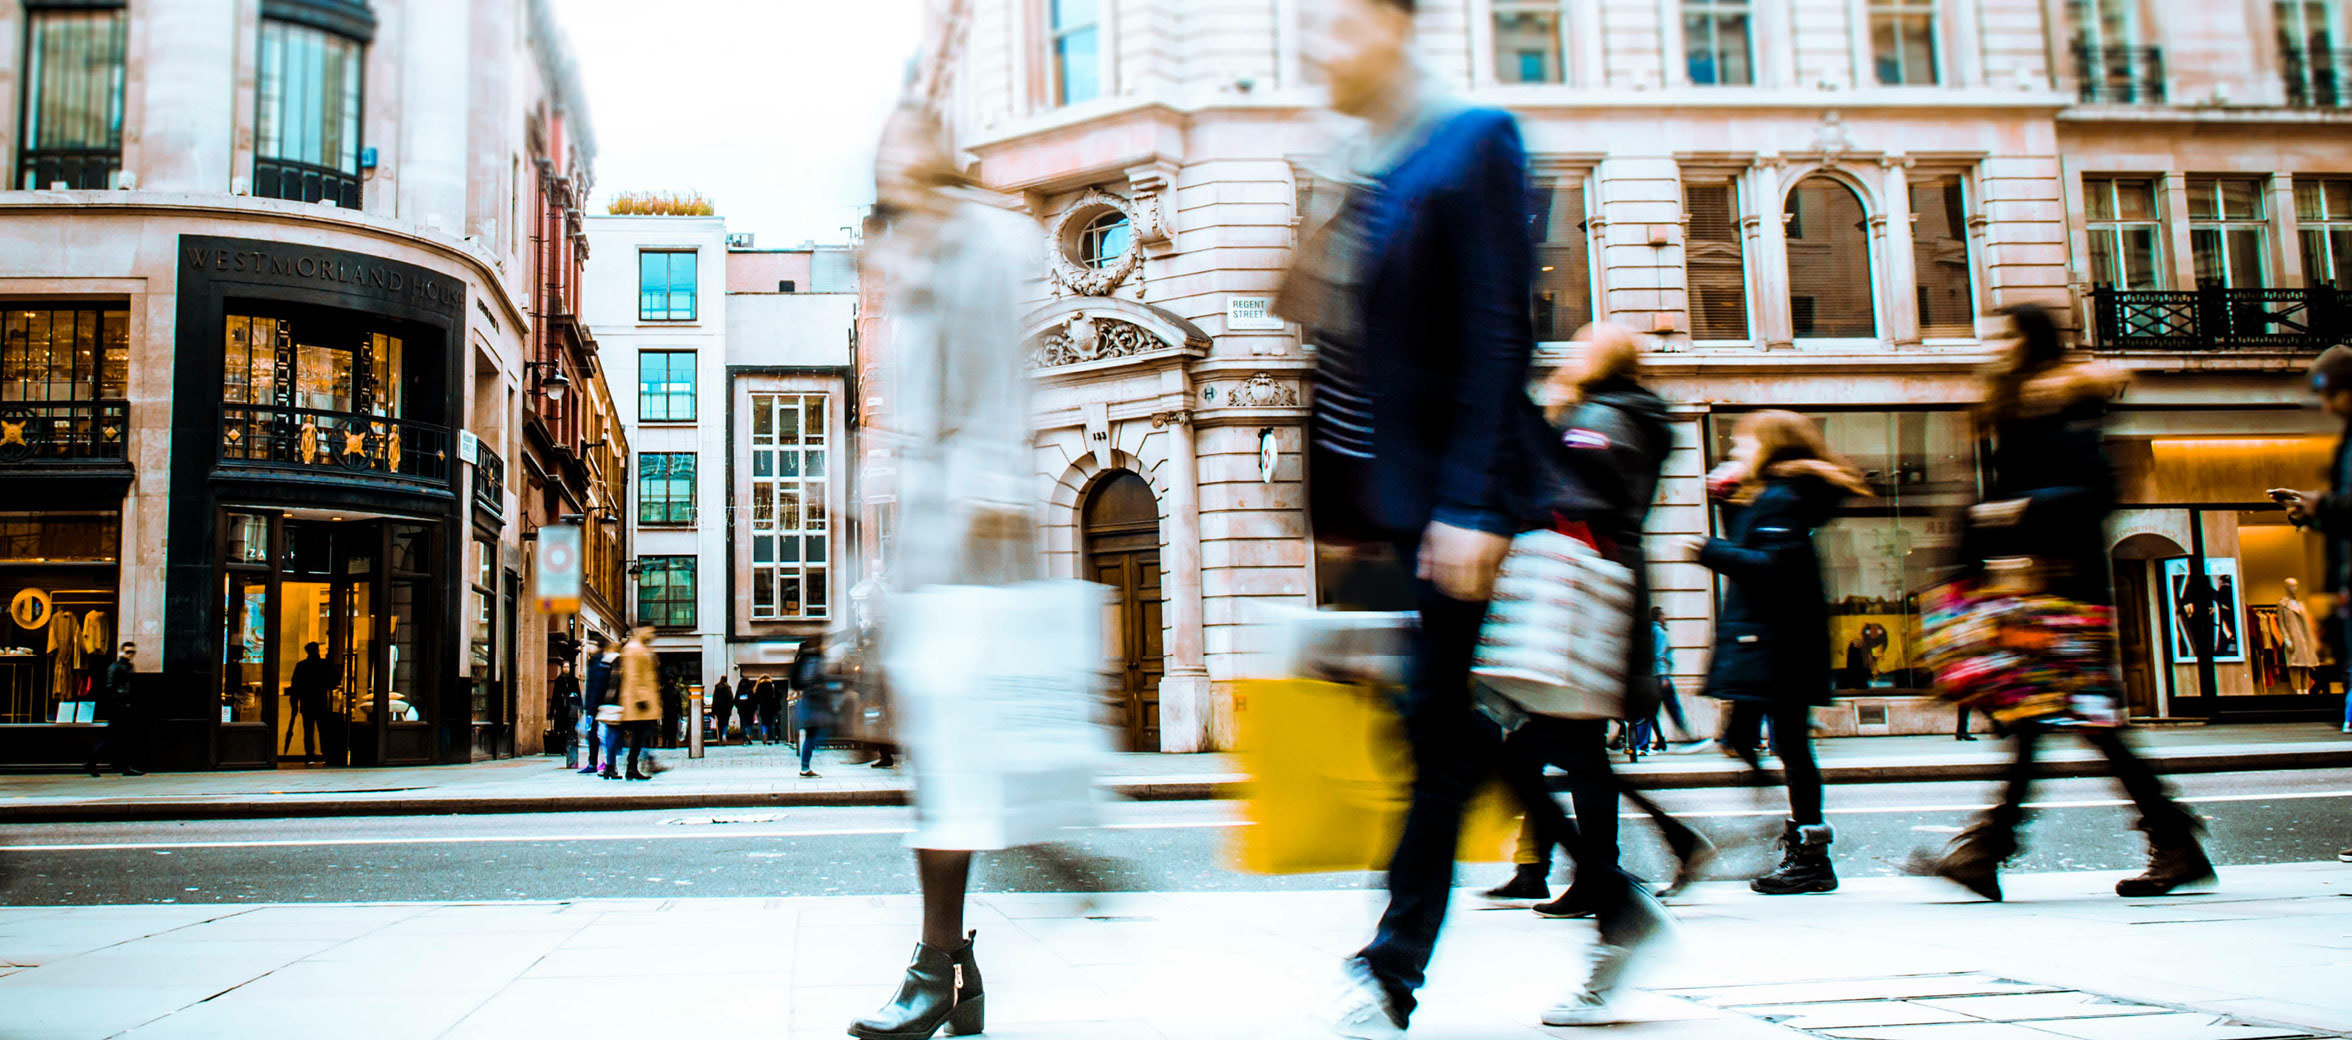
1230, 678, 1522, 875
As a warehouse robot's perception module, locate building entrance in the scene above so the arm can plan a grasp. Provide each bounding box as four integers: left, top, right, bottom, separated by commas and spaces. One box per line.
1085, 472, 1163, 752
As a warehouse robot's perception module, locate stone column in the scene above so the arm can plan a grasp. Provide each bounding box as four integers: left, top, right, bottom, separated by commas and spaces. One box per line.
2160, 174, 2198, 292
1749, 157, 1795, 349
2270, 174, 2306, 288
1155, 400, 1213, 753
1878, 157, 1922, 348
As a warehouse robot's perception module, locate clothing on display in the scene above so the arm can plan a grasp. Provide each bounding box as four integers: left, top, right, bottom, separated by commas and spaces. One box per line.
2278, 594, 2320, 669
46, 609, 79, 703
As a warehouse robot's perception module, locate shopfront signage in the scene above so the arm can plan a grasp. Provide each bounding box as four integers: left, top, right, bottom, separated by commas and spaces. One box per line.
1226, 296, 1282, 331
535, 523, 583, 615
10, 588, 52, 630
458, 431, 480, 465
178, 236, 467, 318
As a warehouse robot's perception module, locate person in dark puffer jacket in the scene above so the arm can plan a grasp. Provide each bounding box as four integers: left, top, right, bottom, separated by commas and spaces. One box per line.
1665, 409, 1868, 895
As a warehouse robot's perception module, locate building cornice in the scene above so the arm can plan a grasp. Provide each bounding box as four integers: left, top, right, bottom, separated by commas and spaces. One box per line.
0, 191, 533, 334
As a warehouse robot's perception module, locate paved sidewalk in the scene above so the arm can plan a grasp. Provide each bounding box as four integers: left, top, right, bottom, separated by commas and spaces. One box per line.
4, 723, 2346, 822
0, 862, 2345, 1039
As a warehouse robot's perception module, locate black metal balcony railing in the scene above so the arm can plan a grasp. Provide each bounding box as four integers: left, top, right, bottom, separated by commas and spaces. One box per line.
2074, 43, 2167, 104
220, 404, 451, 488
0, 401, 130, 465
473, 445, 506, 520
253, 157, 363, 210
2284, 49, 2352, 108
2091, 286, 2346, 352
18, 149, 120, 190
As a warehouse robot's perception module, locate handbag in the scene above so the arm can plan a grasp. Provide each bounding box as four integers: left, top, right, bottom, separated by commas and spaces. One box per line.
594, 704, 622, 724
1470, 528, 1634, 718
1920, 559, 2124, 728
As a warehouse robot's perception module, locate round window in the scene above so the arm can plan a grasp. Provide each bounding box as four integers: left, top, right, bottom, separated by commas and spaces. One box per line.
1079, 210, 1133, 269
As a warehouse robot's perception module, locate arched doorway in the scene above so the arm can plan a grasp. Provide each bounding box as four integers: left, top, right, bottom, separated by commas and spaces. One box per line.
2113, 532, 2189, 717
1785, 175, 1878, 338
1085, 471, 1163, 751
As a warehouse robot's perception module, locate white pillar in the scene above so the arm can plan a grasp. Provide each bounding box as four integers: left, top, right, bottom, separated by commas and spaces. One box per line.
1156, 403, 1212, 753
1749, 158, 1794, 349
1879, 158, 1922, 347
2270, 174, 2306, 288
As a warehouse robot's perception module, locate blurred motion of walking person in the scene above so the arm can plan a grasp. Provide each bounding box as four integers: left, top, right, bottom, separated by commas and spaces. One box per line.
1917, 302, 2212, 901
82, 642, 144, 777
616, 629, 662, 781
580, 636, 614, 776
710, 674, 734, 744
792, 636, 832, 778
1278, 2, 1670, 1031
2265, 343, 2352, 866
1664, 410, 1868, 895
551, 660, 581, 766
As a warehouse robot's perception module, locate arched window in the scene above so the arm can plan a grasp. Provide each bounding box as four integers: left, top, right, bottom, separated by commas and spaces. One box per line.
1785, 176, 1878, 339
1079, 210, 1132, 269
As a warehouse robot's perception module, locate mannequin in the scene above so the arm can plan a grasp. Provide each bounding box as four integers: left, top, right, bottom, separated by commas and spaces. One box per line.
2278, 579, 2321, 695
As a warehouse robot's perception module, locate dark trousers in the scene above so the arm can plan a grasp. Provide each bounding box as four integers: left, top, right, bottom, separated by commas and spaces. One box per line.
624, 720, 656, 774
740, 706, 759, 743
1502, 716, 1698, 875
1722, 700, 1824, 825
1989, 723, 2195, 841
84, 711, 145, 773
800, 726, 827, 770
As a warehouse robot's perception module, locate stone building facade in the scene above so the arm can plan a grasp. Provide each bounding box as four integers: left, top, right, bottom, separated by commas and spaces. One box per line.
0, 0, 629, 770
894, 0, 2352, 748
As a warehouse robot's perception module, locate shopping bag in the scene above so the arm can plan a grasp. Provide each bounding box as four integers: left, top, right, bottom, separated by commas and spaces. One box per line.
1470, 529, 1634, 719
1230, 678, 1521, 875
1920, 578, 2124, 728
885, 580, 1115, 850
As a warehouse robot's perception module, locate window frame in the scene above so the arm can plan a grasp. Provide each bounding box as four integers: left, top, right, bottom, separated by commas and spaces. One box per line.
635, 555, 697, 631
253, 16, 366, 209
1078, 210, 1133, 270
2295, 177, 2352, 286
637, 452, 698, 527
1528, 169, 1597, 348
3, 305, 129, 403
1048, 0, 1103, 107
748, 392, 832, 622
1683, 0, 1756, 86
1492, 0, 1568, 85
637, 249, 699, 322
17, 5, 127, 191
1784, 174, 1882, 341
2185, 176, 2272, 290
1908, 171, 1979, 340
636, 350, 697, 424
1869, 0, 1942, 86
2084, 176, 2168, 291
1683, 173, 1756, 343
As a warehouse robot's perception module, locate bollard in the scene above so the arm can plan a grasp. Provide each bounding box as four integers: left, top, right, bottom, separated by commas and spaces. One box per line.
688, 689, 705, 759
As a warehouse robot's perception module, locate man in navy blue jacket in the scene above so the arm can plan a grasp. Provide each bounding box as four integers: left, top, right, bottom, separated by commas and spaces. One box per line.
1288, 0, 1670, 1034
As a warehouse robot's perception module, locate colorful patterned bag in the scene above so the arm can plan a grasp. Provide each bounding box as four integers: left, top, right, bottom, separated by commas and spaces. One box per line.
1920, 579, 2125, 728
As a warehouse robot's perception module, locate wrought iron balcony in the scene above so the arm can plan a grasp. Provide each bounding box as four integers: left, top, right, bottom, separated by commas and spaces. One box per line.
2284, 48, 2352, 108
2090, 286, 2345, 352
473, 444, 506, 520
2073, 43, 2167, 104
253, 157, 363, 210
220, 404, 451, 488
18, 149, 120, 190
0, 401, 130, 466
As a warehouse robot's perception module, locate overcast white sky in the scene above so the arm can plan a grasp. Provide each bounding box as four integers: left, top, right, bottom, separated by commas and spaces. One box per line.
552, 0, 925, 247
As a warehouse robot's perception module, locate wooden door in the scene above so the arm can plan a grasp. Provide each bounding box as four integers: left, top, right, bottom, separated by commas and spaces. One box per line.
2114, 559, 2160, 717
1084, 472, 1164, 752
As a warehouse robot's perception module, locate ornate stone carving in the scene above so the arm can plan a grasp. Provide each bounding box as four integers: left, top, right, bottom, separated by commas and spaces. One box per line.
1149, 410, 1189, 428
1048, 188, 1149, 297
1028, 315, 1162, 368
1225, 373, 1300, 407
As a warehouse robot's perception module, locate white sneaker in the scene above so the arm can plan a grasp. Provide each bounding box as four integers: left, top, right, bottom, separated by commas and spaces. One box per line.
1542, 987, 1633, 1027
1327, 963, 1406, 1040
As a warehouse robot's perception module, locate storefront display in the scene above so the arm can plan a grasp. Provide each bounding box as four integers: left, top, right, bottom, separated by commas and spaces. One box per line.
0, 513, 122, 726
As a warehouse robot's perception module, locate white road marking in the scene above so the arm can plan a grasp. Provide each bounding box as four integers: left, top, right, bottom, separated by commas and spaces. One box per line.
1, 790, 2344, 853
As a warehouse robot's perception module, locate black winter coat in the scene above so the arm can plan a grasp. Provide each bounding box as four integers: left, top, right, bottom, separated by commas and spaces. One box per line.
1970, 363, 2124, 607
1698, 471, 1850, 705
1521, 378, 1674, 716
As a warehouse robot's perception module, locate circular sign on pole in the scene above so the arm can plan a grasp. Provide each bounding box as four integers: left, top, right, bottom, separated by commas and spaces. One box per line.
10, 587, 53, 631
535, 522, 585, 615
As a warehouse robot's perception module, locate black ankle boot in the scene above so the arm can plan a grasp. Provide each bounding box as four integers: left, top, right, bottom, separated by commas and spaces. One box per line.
1482, 863, 1551, 902
1751, 822, 1838, 895
849, 931, 984, 1040
1657, 823, 1718, 897
2116, 822, 2216, 897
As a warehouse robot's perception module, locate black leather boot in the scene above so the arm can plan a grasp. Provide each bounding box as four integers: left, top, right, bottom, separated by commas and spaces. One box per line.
2115, 821, 2216, 897
849, 932, 984, 1040
1750, 822, 1838, 894
1910, 816, 2017, 902
1482, 862, 1551, 902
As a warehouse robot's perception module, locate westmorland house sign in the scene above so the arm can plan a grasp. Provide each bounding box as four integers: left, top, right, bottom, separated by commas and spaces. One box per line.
181, 237, 466, 316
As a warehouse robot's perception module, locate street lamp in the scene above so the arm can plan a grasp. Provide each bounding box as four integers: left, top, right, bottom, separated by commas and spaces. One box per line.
524, 361, 571, 402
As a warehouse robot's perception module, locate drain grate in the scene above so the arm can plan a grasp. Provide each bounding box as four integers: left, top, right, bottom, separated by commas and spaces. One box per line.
1667, 973, 2336, 1039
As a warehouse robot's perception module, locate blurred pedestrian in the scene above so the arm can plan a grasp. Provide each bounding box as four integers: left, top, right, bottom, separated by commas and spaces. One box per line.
284, 641, 334, 759
710, 673, 735, 745
617, 629, 662, 781
755, 674, 782, 745
579, 636, 614, 776
737, 670, 760, 745
2266, 343, 2352, 868
82, 642, 144, 777
1635, 608, 1690, 752
660, 671, 684, 750
793, 636, 832, 778
1664, 409, 1869, 895
1919, 301, 2211, 901
1482, 326, 1712, 947
552, 660, 581, 766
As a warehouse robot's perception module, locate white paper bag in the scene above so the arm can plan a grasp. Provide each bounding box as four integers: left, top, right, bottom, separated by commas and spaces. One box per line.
1471, 529, 1634, 719
886, 580, 1115, 850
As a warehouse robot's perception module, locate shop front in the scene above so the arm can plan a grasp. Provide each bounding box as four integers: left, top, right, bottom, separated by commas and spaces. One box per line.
161, 235, 469, 769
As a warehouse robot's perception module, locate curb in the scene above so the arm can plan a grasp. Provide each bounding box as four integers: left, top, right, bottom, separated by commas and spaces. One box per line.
2, 747, 2345, 823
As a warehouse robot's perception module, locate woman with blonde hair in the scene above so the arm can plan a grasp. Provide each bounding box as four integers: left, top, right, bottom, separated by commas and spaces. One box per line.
1667, 410, 1869, 894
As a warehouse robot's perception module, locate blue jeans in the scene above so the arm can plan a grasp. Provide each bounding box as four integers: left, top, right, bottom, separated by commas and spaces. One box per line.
600, 720, 622, 770
799, 726, 826, 771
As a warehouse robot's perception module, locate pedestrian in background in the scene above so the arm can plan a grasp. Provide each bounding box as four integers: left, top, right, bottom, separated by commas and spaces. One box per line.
551, 660, 581, 767
284, 641, 334, 760
82, 642, 144, 777
616, 629, 662, 781
710, 673, 735, 745
579, 636, 613, 776
793, 636, 832, 778
1635, 607, 1690, 752
1664, 409, 1868, 896
737, 671, 760, 746
2264, 342, 2352, 867
1919, 301, 2212, 900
